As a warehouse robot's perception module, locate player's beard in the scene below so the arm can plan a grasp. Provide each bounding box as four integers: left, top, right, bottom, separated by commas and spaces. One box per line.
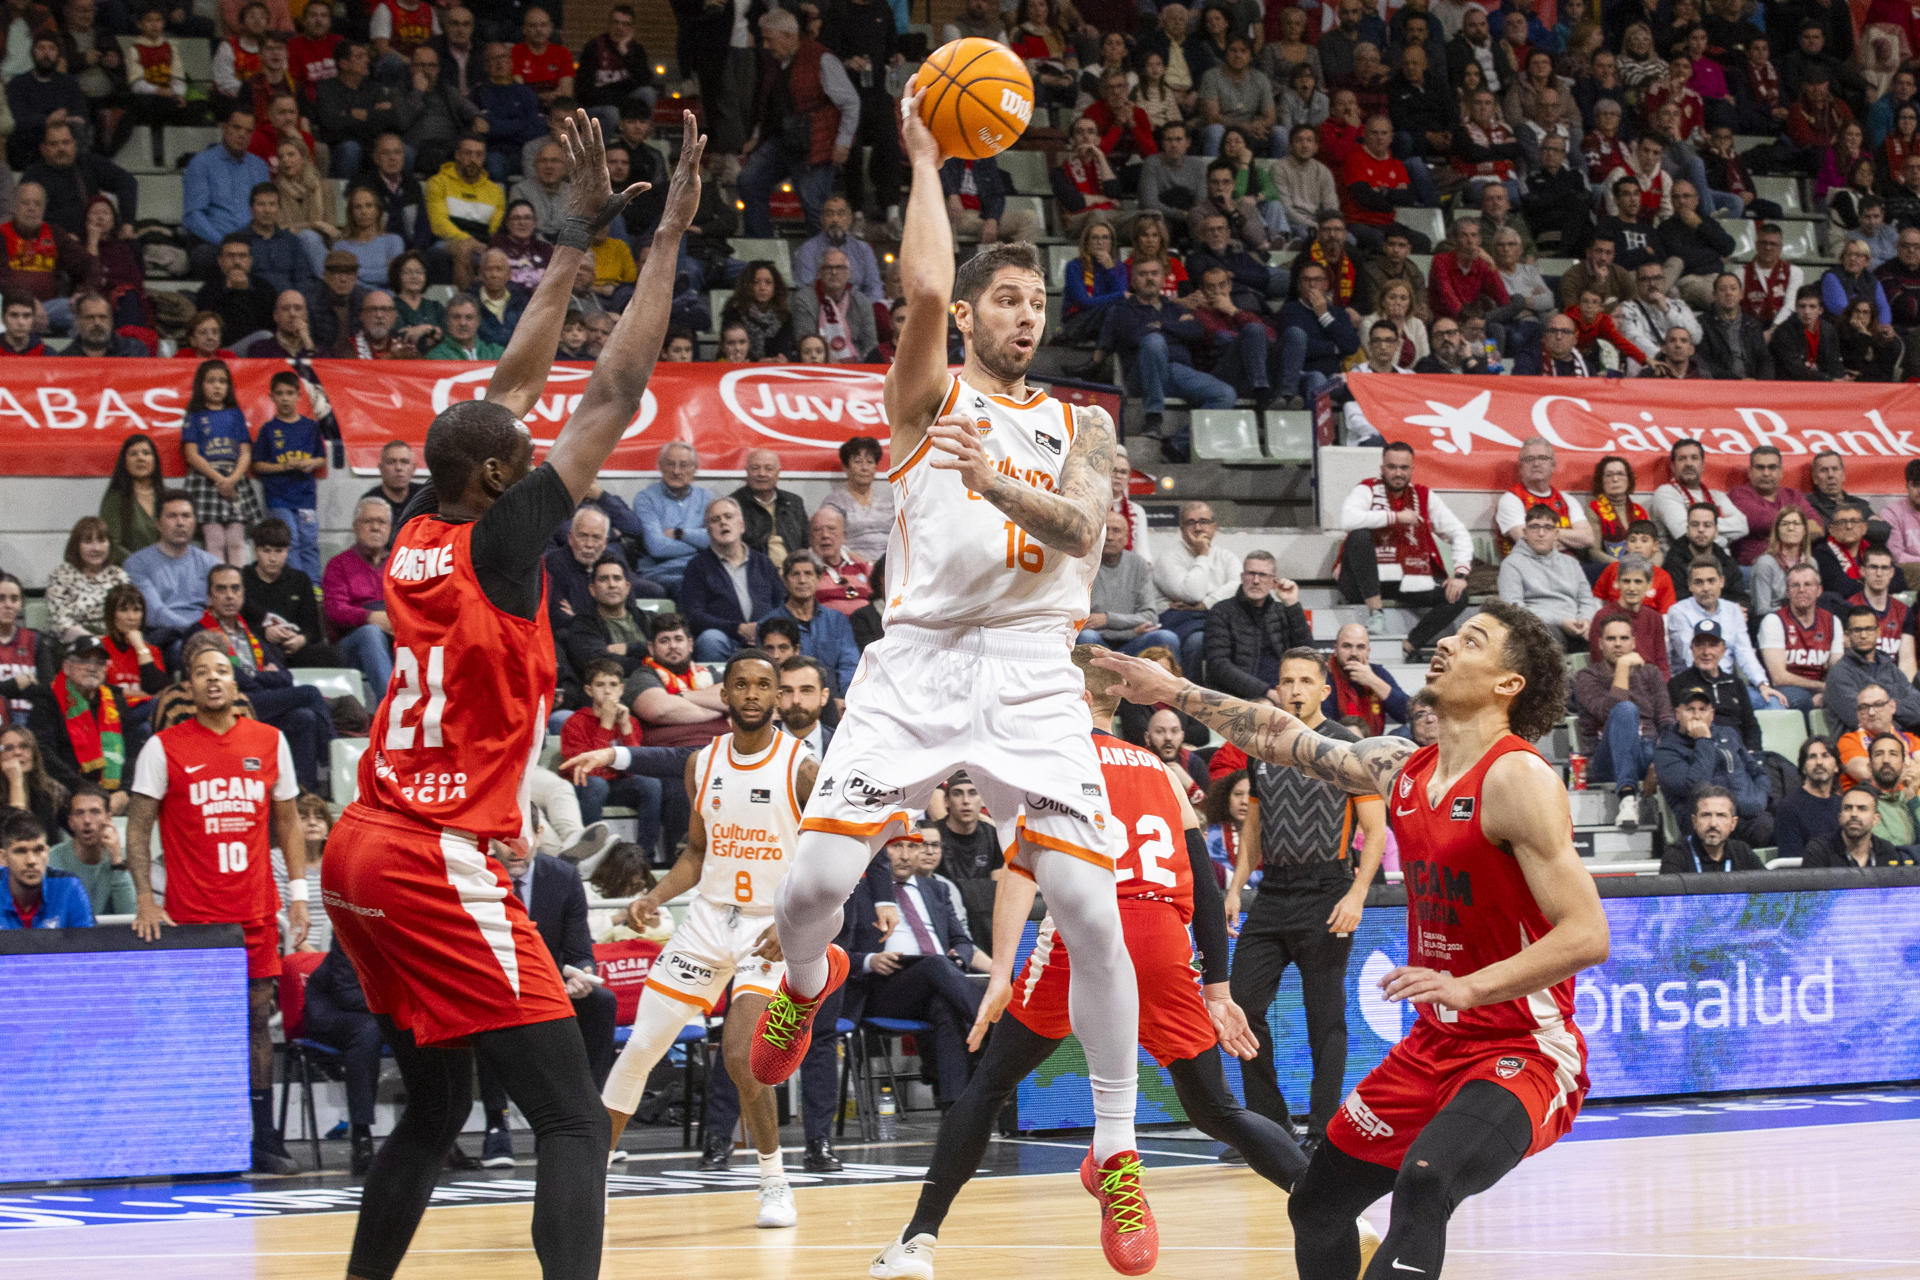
731, 704, 775, 734
971, 324, 1035, 382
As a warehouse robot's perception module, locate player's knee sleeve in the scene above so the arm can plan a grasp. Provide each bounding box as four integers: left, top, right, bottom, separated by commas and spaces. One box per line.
777, 829, 874, 918
601, 993, 698, 1116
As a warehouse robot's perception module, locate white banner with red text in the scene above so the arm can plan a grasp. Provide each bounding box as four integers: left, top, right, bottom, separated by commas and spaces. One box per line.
1343, 373, 1920, 493
0, 359, 1123, 478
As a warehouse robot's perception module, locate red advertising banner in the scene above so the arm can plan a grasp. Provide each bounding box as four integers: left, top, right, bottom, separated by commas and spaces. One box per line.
1344, 374, 1920, 493
0, 358, 1115, 479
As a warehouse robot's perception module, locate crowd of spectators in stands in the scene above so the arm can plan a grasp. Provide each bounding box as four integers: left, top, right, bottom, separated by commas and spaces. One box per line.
6, 1, 1918, 951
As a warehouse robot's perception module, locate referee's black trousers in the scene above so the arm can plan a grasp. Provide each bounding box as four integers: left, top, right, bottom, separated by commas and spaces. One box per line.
1229, 884, 1355, 1140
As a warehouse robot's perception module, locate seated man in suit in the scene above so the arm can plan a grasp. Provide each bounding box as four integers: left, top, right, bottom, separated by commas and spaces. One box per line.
477, 841, 618, 1167
843, 832, 993, 1110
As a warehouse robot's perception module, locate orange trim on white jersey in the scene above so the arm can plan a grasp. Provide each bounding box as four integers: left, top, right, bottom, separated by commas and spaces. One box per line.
885, 380, 961, 482
1060, 398, 1076, 445
644, 976, 714, 1012
1017, 825, 1117, 871
801, 810, 916, 840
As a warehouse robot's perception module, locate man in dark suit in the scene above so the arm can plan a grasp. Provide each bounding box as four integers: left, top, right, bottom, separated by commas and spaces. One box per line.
776, 654, 835, 759
477, 845, 619, 1166
843, 836, 992, 1108
1767, 284, 1845, 380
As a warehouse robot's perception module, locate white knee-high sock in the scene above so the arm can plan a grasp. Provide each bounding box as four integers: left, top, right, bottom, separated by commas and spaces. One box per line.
1032, 850, 1140, 1162
601, 990, 701, 1116
773, 829, 879, 998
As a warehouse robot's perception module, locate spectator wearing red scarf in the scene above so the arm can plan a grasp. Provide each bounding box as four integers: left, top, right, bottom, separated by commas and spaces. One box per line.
24, 635, 135, 804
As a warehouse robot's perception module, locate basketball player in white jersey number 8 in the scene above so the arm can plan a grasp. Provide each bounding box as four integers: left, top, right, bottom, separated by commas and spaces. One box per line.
750, 87, 1157, 1276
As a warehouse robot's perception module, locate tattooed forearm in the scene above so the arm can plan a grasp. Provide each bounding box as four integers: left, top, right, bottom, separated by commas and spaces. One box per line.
1170, 682, 1413, 796
979, 406, 1113, 556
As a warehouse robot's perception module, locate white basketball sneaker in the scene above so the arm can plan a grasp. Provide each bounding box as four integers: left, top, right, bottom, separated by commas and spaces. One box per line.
1356, 1215, 1383, 1276
870, 1230, 937, 1279
756, 1177, 798, 1229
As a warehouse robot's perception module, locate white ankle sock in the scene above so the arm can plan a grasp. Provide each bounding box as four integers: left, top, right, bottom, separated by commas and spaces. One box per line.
757, 1148, 784, 1180
1089, 1074, 1139, 1164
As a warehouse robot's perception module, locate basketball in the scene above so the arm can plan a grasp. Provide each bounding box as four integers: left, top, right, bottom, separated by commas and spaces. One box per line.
909, 37, 1034, 160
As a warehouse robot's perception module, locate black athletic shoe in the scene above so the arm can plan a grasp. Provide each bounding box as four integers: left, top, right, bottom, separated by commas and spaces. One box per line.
351, 1133, 376, 1176
481, 1125, 515, 1168
696, 1130, 732, 1171
445, 1141, 484, 1171
251, 1142, 299, 1175
803, 1138, 843, 1173
1217, 1147, 1247, 1164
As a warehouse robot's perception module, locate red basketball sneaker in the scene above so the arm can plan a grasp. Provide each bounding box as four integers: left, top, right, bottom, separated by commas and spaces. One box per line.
749, 943, 849, 1085
1079, 1148, 1158, 1275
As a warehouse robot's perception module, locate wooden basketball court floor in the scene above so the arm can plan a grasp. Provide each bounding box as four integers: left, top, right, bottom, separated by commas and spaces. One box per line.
10, 1103, 1919, 1279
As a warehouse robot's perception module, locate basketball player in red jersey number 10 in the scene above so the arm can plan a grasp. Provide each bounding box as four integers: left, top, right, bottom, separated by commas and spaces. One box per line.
1093, 599, 1610, 1280
320, 110, 702, 1280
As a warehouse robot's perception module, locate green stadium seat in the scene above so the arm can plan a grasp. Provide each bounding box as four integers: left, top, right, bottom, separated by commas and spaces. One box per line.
1535, 256, 1577, 277
294, 667, 366, 700
1757, 709, 1809, 760
1397, 205, 1446, 246
330, 738, 367, 805
633, 597, 675, 614
1263, 409, 1314, 463
731, 238, 793, 281
1048, 242, 1082, 290
1776, 219, 1821, 261
997, 150, 1051, 196
1808, 709, 1833, 739
1002, 195, 1051, 239
21, 597, 47, 632
143, 174, 185, 226
1753, 175, 1804, 216
1191, 410, 1271, 463
1724, 220, 1758, 262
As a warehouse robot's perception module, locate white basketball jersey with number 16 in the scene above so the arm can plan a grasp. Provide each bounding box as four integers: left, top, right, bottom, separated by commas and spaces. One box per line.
883, 376, 1098, 636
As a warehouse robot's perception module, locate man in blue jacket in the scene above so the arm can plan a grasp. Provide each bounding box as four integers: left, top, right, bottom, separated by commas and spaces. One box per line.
1654, 686, 1775, 847
761, 552, 860, 699
1098, 256, 1235, 443
1273, 261, 1360, 409
682, 498, 782, 661
0, 810, 94, 929
631, 442, 714, 593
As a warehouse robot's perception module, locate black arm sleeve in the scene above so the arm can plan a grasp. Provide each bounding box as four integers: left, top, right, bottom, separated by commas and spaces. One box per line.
1185, 827, 1231, 986
469, 463, 579, 621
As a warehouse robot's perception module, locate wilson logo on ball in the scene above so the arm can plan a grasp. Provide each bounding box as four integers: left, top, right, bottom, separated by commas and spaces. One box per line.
911, 36, 1034, 160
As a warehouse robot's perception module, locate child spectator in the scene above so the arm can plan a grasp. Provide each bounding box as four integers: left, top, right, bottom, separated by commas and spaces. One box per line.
180, 358, 264, 566
249, 371, 325, 580
561, 658, 662, 852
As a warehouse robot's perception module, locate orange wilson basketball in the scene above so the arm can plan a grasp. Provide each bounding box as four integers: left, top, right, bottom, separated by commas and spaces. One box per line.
909, 38, 1034, 160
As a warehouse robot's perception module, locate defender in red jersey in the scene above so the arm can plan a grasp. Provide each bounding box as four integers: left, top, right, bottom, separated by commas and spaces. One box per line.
127, 636, 307, 1174
1096, 597, 1610, 1280
320, 111, 704, 1280
872, 661, 1348, 1280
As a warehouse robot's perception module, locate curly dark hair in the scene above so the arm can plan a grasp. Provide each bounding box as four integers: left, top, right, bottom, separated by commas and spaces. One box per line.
1589, 453, 1637, 499
1471, 599, 1570, 743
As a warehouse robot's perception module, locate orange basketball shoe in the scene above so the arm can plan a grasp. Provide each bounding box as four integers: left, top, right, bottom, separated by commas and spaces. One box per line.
749, 944, 849, 1085
1079, 1148, 1158, 1275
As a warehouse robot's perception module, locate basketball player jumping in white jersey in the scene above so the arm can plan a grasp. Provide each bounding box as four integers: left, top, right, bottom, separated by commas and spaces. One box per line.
749, 92, 1155, 1274
568, 649, 815, 1230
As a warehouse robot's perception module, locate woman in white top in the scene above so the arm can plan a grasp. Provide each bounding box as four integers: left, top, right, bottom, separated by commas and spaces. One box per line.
819, 435, 895, 562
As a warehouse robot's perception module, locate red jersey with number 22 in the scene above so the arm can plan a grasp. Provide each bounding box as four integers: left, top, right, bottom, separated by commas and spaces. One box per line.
358, 515, 555, 842
1386, 735, 1583, 1042
1094, 732, 1193, 922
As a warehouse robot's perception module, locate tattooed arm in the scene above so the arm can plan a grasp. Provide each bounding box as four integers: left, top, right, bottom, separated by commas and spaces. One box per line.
1091, 650, 1414, 796
927, 404, 1114, 557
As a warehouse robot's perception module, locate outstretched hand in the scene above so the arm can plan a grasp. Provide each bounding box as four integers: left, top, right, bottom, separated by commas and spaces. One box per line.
559, 108, 649, 233
657, 108, 707, 238
1086, 649, 1184, 706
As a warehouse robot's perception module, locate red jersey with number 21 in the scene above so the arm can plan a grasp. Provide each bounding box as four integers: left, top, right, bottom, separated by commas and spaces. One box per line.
359, 515, 555, 842
1386, 735, 1584, 1043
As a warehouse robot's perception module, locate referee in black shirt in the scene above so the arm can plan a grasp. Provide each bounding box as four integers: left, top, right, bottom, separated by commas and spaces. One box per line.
1225, 647, 1386, 1145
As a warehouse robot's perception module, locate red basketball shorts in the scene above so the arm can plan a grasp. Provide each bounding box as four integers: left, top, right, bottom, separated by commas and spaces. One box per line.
1326, 1015, 1590, 1170
1008, 898, 1216, 1066
168, 914, 281, 978
320, 804, 574, 1047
